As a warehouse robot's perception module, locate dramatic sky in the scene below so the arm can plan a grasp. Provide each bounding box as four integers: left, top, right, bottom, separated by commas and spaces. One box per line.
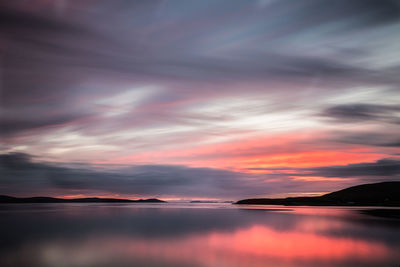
1, 0, 400, 200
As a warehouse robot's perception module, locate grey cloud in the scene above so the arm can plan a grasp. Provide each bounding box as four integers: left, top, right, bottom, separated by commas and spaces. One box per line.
0, 153, 275, 198
0, 113, 91, 137
333, 131, 400, 147
2, 153, 398, 199
287, 0, 400, 28
3, 0, 399, 91
248, 159, 400, 179
0, 4, 91, 38
305, 159, 400, 178
321, 104, 400, 123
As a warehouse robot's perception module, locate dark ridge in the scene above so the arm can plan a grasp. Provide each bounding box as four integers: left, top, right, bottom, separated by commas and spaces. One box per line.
235, 181, 400, 206
0, 195, 166, 203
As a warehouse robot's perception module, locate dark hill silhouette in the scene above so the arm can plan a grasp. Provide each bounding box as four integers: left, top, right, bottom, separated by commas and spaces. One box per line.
0, 195, 166, 203
236, 181, 400, 206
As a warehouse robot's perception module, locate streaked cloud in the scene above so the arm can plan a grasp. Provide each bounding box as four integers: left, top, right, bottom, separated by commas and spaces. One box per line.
1, 0, 400, 198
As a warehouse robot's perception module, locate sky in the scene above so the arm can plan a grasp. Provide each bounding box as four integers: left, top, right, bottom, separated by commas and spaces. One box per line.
1, 0, 400, 200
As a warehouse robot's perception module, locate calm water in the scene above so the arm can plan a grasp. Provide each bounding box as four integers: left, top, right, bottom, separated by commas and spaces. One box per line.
0, 203, 399, 267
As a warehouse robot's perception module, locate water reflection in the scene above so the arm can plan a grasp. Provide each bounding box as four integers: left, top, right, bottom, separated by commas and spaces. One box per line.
0, 204, 399, 267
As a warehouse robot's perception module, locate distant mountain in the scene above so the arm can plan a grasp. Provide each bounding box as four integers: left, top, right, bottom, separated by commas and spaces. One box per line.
235, 181, 400, 206
0, 195, 166, 203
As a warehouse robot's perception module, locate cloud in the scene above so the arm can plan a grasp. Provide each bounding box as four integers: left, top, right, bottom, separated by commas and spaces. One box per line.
2, 0, 399, 100
331, 131, 400, 148
1, 0, 399, 192
287, 0, 400, 28
0, 112, 95, 137
1, 153, 399, 199
0, 153, 273, 199
251, 158, 400, 179
305, 158, 400, 178
321, 104, 400, 123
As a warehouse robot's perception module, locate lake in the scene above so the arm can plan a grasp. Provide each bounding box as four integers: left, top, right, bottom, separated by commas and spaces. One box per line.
0, 203, 399, 267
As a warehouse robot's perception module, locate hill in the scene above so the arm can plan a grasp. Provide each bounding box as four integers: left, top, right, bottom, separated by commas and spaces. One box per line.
235, 181, 400, 206
0, 195, 166, 203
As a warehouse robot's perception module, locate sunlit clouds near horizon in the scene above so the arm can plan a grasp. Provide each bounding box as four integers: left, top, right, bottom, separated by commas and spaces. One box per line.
1, 0, 400, 199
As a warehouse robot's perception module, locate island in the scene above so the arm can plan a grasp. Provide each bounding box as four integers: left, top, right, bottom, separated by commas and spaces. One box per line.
0, 195, 166, 203
235, 181, 400, 206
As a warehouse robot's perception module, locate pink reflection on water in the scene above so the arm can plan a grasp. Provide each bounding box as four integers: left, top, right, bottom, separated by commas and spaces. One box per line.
205, 225, 389, 259
38, 224, 396, 267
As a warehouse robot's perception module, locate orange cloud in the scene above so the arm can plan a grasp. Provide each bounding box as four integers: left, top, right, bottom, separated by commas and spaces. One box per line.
98, 131, 385, 173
